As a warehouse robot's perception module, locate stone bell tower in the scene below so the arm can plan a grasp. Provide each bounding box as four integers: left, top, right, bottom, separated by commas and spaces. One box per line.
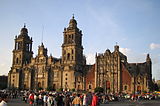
12, 25, 33, 67
61, 16, 85, 90
62, 15, 83, 65
8, 25, 33, 89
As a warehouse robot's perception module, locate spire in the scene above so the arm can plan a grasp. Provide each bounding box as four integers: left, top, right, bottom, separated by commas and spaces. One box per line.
146, 54, 151, 62
72, 14, 74, 19
41, 42, 44, 47
24, 23, 26, 28
116, 42, 118, 46
114, 43, 119, 52
38, 42, 47, 56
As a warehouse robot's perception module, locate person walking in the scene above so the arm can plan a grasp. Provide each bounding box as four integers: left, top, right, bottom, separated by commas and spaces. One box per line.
91, 93, 98, 106
47, 94, 53, 106
43, 94, 48, 106
72, 94, 82, 106
82, 93, 88, 106
64, 94, 72, 106
29, 92, 34, 105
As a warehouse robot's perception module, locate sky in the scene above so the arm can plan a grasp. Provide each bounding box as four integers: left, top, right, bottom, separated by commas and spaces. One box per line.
0, 0, 160, 80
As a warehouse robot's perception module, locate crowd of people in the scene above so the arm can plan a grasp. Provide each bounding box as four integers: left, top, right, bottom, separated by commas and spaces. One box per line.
22, 91, 99, 106
22, 90, 160, 106
1, 90, 160, 106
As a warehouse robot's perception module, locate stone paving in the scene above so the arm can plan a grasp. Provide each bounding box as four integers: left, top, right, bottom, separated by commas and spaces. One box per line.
8, 98, 29, 106
7, 98, 160, 106
100, 100, 160, 106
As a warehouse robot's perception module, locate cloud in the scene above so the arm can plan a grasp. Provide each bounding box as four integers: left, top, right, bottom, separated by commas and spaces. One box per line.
119, 48, 131, 55
0, 64, 5, 67
150, 43, 160, 50
86, 53, 95, 64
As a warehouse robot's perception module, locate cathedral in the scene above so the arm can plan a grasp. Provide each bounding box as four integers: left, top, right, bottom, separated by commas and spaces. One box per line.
8, 16, 153, 93
8, 16, 86, 91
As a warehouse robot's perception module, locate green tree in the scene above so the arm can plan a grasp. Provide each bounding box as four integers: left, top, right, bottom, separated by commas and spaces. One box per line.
38, 87, 43, 90
57, 88, 63, 92
71, 88, 75, 92
94, 87, 104, 93
47, 86, 55, 91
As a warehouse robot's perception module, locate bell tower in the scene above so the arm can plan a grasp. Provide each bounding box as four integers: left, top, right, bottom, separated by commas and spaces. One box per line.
12, 25, 33, 68
61, 16, 85, 90
62, 15, 83, 66
8, 25, 33, 89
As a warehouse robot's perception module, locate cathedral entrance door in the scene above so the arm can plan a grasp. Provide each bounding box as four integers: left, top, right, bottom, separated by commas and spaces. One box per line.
106, 81, 110, 93
137, 86, 141, 94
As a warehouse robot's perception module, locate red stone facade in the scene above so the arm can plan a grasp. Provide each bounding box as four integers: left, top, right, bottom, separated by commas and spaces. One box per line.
85, 65, 95, 92
121, 63, 132, 93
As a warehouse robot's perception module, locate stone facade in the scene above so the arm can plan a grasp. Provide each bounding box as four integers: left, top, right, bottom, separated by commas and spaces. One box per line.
95, 45, 153, 94
8, 17, 153, 93
85, 65, 95, 92
8, 16, 86, 91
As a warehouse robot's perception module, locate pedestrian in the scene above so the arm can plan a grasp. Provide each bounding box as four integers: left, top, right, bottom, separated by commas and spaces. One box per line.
64, 94, 72, 106
33, 93, 37, 106
87, 92, 92, 106
47, 94, 53, 106
43, 94, 48, 106
38, 93, 43, 105
29, 92, 34, 105
91, 93, 98, 106
82, 93, 87, 106
72, 94, 82, 106
55, 93, 64, 106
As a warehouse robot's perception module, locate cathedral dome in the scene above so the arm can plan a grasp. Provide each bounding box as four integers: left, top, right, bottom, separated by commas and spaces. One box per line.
20, 24, 28, 34
69, 15, 77, 28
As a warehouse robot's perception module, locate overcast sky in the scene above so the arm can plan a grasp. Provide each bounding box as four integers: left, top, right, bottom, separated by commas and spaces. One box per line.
0, 0, 160, 80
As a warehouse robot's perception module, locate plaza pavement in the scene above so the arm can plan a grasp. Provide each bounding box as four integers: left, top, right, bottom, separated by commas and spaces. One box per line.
8, 98, 29, 106
7, 98, 160, 106
100, 100, 160, 106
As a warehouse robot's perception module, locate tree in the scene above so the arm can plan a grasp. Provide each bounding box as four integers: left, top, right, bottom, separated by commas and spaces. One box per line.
47, 86, 55, 91
94, 87, 104, 93
38, 87, 43, 91
71, 88, 75, 92
154, 83, 159, 91
57, 88, 63, 92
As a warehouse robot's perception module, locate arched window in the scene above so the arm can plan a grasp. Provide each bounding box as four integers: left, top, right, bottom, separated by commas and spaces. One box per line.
124, 85, 127, 90
63, 50, 66, 55
16, 58, 18, 64
72, 49, 74, 54
72, 34, 74, 39
53, 84, 56, 91
67, 53, 70, 60
38, 82, 41, 88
